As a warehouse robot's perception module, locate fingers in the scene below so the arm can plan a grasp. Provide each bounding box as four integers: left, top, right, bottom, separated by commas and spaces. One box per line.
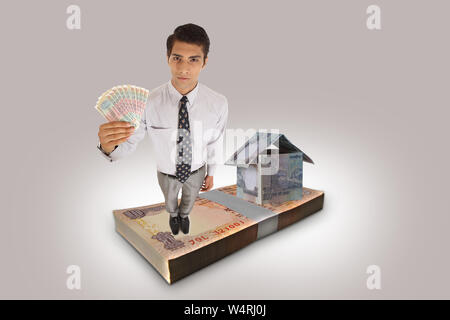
103, 132, 133, 144
107, 136, 131, 146
98, 126, 134, 141
102, 126, 134, 138
99, 121, 133, 135
100, 121, 133, 130
200, 178, 213, 191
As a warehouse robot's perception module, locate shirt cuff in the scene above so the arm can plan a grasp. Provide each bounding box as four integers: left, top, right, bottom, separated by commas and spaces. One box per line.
206, 163, 216, 176
97, 142, 117, 162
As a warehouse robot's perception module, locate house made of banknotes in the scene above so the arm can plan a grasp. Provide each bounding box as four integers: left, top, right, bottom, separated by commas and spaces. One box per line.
225, 131, 314, 205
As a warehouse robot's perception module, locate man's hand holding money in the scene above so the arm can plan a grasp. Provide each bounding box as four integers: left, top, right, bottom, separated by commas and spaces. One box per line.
98, 121, 135, 154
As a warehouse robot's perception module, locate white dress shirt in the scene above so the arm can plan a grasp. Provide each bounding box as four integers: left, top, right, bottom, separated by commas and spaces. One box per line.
97, 79, 228, 177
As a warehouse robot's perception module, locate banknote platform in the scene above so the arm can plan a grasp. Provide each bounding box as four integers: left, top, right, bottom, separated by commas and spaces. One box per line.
113, 184, 324, 284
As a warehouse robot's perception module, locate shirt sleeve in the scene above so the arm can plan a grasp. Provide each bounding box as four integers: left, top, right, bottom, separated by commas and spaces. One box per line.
97, 142, 118, 162
97, 108, 148, 162
206, 97, 229, 176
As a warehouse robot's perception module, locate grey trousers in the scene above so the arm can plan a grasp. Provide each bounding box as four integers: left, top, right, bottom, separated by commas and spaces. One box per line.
157, 164, 206, 218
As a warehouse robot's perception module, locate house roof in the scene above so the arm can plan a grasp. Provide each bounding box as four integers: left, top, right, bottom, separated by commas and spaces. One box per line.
225, 131, 314, 166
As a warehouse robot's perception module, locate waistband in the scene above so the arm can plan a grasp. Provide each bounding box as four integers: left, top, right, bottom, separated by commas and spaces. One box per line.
160, 163, 205, 178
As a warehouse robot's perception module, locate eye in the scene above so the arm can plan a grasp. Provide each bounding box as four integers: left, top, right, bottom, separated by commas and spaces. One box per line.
191, 58, 198, 62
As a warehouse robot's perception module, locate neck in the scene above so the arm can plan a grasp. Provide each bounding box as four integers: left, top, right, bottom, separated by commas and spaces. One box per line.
171, 78, 198, 95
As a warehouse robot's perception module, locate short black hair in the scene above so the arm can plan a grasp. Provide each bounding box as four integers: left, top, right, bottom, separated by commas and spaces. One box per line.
166, 23, 210, 63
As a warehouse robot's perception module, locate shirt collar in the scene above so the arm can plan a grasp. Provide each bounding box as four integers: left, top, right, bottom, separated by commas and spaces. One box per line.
167, 78, 199, 108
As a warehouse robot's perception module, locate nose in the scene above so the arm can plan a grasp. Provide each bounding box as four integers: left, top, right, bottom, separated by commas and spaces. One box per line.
177, 59, 190, 74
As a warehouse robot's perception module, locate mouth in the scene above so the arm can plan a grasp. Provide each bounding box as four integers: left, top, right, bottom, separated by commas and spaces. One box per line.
177, 77, 189, 81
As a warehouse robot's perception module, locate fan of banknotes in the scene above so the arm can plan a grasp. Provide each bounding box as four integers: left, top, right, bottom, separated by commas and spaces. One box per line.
94, 85, 149, 129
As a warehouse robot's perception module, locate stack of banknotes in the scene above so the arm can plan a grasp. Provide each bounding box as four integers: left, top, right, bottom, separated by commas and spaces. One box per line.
94, 85, 149, 129
113, 184, 325, 284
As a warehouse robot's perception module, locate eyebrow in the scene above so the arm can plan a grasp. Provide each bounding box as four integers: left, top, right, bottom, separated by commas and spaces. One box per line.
171, 53, 202, 59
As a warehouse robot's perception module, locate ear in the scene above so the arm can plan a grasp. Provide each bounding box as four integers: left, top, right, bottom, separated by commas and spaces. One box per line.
202, 56, 208, 68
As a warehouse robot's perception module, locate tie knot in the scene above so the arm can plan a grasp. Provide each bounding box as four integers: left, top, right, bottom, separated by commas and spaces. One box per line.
180, 96, 188, 103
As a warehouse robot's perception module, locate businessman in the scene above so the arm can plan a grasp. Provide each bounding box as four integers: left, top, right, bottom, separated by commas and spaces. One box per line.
97, 23, 228, 235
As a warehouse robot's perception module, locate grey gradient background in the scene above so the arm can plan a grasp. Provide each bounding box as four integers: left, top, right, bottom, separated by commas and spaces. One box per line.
0, 0, 449, 299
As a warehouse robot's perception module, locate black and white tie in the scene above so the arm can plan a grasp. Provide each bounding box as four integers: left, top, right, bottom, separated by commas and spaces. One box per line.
176, 95, 192, 183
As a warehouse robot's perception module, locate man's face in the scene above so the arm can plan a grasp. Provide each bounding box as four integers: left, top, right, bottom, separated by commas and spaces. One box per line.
167, 40, 207, 91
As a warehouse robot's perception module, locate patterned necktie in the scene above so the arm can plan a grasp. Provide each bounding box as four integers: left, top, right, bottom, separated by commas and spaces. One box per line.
175, 95, 192, 183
